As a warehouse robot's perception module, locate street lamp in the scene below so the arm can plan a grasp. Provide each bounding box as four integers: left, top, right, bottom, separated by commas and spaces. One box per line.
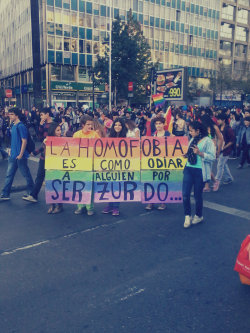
88, 68, 95, 111
109, 0, 112, 112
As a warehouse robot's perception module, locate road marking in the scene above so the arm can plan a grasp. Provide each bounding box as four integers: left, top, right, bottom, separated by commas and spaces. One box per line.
1, 240, 50, 256
120, 288, 145, 301
0, 219, 126, 257
203, 200, 250, 221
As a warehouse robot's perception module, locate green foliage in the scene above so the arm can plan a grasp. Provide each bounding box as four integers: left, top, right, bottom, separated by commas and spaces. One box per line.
94, 10, 152, 103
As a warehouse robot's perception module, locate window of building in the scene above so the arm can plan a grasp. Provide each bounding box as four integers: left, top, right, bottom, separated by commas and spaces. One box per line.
86, 2, 92, 14
235, 26, 247, 42
64, 38, 70, 51
56, 23, 63, 35
71, 0, 77, 11
79, 67, 87, 81
47, 7, 54, 22
55, 0, 62, 8
64, 25, 70, 37
51, 65, 61, 80
56, 37, 63, 50
237, 8, 248, 25
220, 23, 233, 39
221, 5, 234, 21
235, 44, 247, 57
63, 0, 70, 10
79, 40, 85, 53
47, 22, 55, 35
48, 36, 55, 50
62, 65, 74, 81
71, 39, 77, 52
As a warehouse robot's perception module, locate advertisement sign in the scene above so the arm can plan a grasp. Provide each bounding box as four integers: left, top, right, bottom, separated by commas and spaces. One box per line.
128, 82, 133, 92
5, 89, 12, 98
155, 68, 187, 101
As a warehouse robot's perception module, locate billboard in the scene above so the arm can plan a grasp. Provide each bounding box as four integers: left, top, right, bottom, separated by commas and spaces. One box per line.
155, 68, 187, 101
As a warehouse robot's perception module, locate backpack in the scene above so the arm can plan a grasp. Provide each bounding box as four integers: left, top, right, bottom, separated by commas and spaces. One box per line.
17, 122, 35, 154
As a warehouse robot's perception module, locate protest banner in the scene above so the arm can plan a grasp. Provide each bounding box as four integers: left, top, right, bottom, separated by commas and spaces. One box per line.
45, 170, 92, 204
45, 137, 94, 205
93, 138, 141, 202
45, 137, 93, 171
141, 136, 188, 204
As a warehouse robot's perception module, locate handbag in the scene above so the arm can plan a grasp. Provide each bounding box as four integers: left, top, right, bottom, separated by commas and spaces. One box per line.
234, 235, 250, 285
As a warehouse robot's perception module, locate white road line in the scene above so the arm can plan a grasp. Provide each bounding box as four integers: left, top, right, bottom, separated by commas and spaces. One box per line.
203, 200, 250, 221
0, 220, 126, 257
120, 288, 145, 301
1, 240, 50, 256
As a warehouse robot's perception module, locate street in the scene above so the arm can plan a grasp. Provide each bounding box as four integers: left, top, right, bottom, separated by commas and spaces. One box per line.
0, 158, 250, 333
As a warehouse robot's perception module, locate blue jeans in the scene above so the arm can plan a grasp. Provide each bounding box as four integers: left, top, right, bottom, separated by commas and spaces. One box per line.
215, 154, 233, 182
182, 167, 205, 217
2, 157, 34, 197
106, 202, 120, 209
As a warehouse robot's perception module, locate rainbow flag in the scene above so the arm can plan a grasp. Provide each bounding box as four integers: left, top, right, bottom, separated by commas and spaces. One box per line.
164, 106, 173, 133
152, 93, 165, 107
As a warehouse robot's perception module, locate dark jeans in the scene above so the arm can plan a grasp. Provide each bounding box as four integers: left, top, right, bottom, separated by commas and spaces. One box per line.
240, 143, 250, 166
30, 159, 45, 199
182, 167, 205, 218
2, 157, 34, 197
0, 137, 8, 158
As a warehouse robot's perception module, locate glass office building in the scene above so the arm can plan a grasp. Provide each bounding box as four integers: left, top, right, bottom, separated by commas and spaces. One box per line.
0, 0, 239, 108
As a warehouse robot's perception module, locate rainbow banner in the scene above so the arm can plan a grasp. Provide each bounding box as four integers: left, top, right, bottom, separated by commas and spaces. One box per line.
44, 137, 188, 205
45, 170, 92, 204
93, 171, 141, 203
141, 136, 188, 204
152, 93, 165, 107
92, 138, 140, 172
45, 137, 93, 171
93, 138, 141, 202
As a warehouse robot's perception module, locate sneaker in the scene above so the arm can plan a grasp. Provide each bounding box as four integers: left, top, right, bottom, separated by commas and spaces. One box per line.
237, 164, 243, 169
74, 207, 86, 215
87, 210, 94, 216
22, 194, 38, 203
192, 215, 204, 225
157, 204, 166, 210
102, 206, 113, 214
223, 179, 233, 185
184, 215, 192, 228
145, 204, 153, 210
52, 206, 63, 214
213, 180, 220, 192
112, 208, 120, 216
0, 195, 10, 201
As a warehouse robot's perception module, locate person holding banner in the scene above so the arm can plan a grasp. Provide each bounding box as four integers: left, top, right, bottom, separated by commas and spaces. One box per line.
102, 118, 128, 216
182, 121, 216, 228
73, 115, 99, 216
145, 116, 171, 211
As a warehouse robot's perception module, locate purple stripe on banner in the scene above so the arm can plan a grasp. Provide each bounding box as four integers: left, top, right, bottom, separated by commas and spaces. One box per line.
46, 191, 92, 205
94, 190, 141, 203
141, 191, 183, 204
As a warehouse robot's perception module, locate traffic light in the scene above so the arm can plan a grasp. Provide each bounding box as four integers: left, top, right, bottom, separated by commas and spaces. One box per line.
146, 84, 151, 96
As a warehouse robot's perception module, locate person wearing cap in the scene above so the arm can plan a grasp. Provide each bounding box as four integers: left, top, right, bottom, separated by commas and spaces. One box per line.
236, 116, 250, 169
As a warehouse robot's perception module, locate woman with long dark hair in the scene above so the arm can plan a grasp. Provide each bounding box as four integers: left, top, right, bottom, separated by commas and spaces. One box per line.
200, 114, 223, 192
102, 118, 127, 216
182, 121, 216, 228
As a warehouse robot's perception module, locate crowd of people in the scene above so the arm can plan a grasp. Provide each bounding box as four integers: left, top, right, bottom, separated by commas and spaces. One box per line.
0, 103, 249, 227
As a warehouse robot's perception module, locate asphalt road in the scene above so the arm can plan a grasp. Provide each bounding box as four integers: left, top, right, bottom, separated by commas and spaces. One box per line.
0, 157, 250, 333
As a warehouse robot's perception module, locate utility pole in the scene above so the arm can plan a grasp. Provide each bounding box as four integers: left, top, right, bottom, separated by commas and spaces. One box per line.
30, 0, 43, 109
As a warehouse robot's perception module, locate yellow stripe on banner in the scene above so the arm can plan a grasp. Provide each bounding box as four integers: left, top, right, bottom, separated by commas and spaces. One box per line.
94, 158, 141, 172
45, 157, 93, 171
141, 157, 187, 170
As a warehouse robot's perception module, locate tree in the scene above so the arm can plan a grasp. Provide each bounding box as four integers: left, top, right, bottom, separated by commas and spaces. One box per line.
93, 10, 152, 105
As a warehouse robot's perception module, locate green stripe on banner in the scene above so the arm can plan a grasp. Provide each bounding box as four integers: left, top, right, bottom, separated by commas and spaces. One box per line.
141, 170, 183, 182
45, 170, 93, 182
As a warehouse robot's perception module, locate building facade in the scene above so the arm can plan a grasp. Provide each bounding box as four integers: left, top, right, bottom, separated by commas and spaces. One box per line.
219, 0, 250, 78
0, 0, 248, 108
